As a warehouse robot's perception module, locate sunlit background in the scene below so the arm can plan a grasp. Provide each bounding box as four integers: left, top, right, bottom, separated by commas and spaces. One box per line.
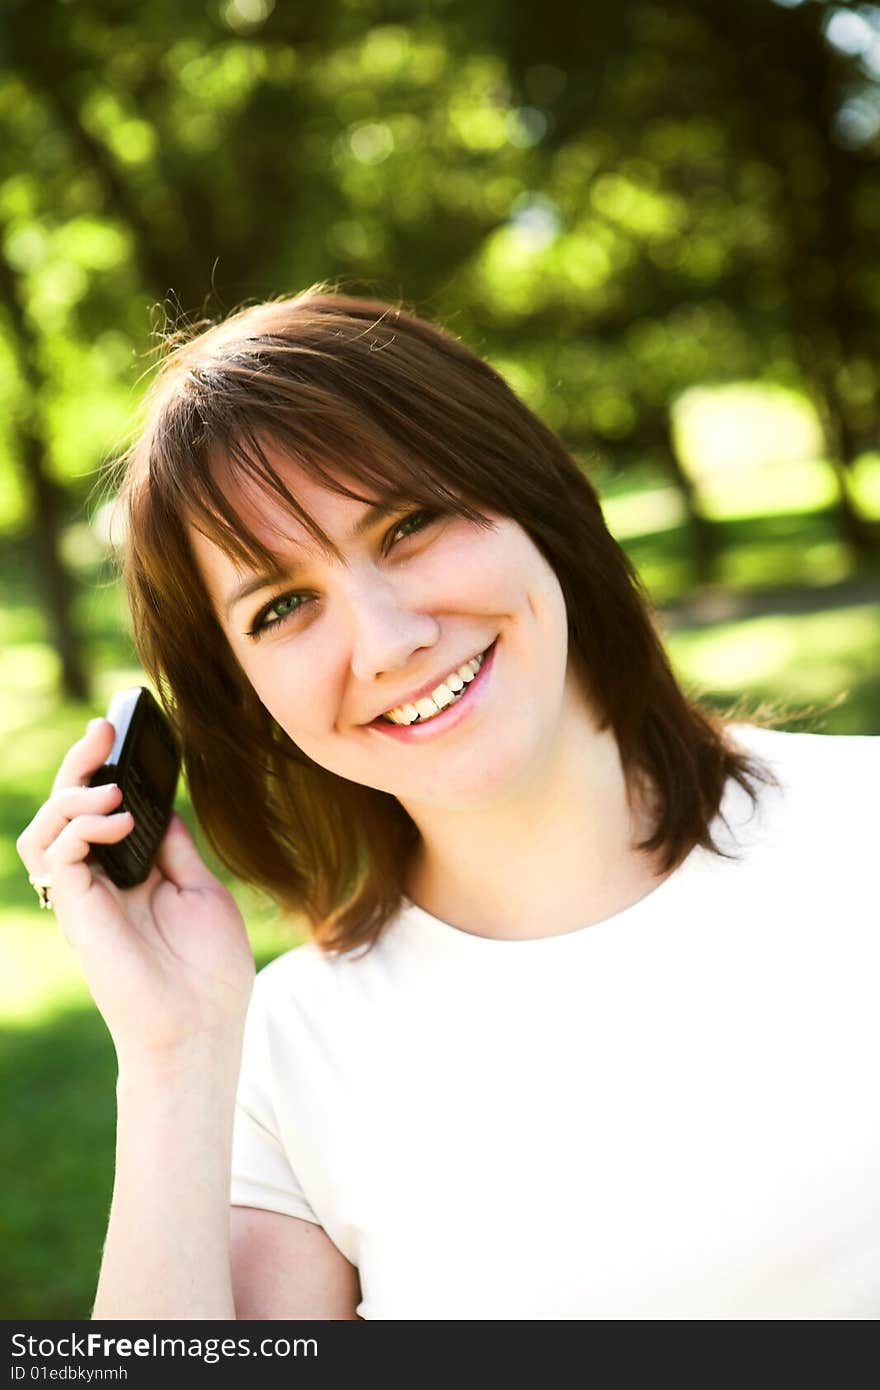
1, 0, 879, 1315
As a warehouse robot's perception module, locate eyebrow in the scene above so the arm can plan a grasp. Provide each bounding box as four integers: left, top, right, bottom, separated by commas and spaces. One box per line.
224, 500, 397, 618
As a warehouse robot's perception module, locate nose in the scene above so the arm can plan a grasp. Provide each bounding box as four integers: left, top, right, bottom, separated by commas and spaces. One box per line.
345, 577, 440, 684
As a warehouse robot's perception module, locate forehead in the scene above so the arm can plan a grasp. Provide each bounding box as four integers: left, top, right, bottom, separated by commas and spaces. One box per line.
181, 428, 492, 603
187, 429, 402, 568
186, 438, 417, 607
208, 447, 366, 552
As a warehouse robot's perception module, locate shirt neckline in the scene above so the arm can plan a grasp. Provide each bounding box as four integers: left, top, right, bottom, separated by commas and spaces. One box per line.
395, 723, 772, 954
398, 837, 709, 952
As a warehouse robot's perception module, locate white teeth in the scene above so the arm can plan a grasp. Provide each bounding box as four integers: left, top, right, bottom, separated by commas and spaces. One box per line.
382, 649, 488, 724
429, 684, 455, 710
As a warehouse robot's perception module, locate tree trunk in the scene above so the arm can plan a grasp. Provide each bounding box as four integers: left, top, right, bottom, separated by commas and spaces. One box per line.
660, 416, 719, 586
812, 375, 880, 554
0, 252, 90, 701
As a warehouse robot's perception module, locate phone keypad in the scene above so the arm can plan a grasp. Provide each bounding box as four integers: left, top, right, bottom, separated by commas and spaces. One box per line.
121, 762, 170, 865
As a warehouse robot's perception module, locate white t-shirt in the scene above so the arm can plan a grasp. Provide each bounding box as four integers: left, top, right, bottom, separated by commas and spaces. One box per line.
230, 725, 880, 1319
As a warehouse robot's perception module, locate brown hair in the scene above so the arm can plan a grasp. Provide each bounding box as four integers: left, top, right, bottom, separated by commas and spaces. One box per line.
116, 285, 776, 955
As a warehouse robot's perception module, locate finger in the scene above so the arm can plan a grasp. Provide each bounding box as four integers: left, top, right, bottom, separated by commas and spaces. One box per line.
44, 811, 135, 872
17, 783, 124, 870
153, 813, 218, 891
37, 810, 135, 915
51, 718, 117, 797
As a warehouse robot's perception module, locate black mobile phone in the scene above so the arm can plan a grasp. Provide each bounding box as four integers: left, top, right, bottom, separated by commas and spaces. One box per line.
88, 687, 181, 889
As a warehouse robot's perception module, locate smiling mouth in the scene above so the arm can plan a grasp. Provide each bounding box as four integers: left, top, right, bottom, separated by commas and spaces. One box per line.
370, 641, 496, 727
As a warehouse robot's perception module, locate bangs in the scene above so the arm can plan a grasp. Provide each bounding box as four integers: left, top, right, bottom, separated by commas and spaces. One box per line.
153, 398, 494, 574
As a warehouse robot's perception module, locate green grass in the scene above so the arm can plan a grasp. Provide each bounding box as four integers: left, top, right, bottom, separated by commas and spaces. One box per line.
0, 938, 291, 1319
1, 475, 878, 1317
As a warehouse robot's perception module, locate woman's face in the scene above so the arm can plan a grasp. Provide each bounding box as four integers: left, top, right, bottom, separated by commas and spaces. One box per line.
190, 444, 588, 811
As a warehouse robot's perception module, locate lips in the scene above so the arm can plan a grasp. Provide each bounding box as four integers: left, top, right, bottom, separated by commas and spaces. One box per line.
368, 643, 494, 726
367, 638, 497, 740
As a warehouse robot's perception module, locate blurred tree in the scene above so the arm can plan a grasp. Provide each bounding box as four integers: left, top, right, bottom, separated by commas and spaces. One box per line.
0, 0, 878, 691
0, 244, 88, 698
494, 0, 880, 553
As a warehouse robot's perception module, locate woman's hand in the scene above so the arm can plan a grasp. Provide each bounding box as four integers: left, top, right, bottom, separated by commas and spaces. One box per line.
16, 717, 256, 1068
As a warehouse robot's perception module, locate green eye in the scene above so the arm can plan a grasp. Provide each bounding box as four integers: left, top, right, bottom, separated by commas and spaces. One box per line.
246, 509, 442, 640
248, 591, 307, 638
269, 594, 302, 621
388, 509, 437, 547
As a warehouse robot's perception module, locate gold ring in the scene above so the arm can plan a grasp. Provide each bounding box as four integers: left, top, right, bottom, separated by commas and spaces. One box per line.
28, 872, 53, 910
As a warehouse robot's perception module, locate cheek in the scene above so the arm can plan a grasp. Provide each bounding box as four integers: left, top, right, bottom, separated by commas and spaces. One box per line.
238, 647, 331, 739
424, 523, 527, 605
499, 530, 569, 635
412, 528, 495, 594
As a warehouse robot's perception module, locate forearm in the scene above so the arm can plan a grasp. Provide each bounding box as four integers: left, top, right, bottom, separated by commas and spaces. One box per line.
92, 1040, 243, 1320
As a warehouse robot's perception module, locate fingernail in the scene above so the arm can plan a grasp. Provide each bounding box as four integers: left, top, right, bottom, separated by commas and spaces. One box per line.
87, 718, 102, 733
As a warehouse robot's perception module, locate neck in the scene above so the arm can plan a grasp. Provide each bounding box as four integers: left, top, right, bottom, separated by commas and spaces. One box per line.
400, 681, 673, 942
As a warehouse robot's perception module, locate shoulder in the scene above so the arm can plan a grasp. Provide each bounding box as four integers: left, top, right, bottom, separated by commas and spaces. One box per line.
254, 937, 334, 994
238, 929, 403, 1106
719, 721, 879, 846
250, 938, 343, 1014
724, 721, 880, 781
246, 928, 392, 1034
237, 942, 348, 1078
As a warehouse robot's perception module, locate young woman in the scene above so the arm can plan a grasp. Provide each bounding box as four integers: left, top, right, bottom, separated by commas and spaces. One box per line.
17, 289, 879, 1320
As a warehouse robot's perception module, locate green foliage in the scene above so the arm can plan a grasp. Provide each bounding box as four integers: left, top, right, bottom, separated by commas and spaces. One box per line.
2, 0, 880, 515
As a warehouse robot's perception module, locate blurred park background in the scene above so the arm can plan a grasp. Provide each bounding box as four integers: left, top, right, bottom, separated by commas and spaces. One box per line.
2, 0, 879, 1317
